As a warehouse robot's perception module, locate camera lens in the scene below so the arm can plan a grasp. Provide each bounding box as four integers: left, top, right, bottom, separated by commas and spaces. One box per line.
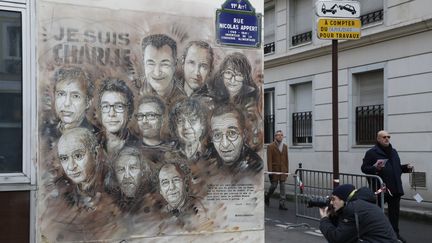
307, 196, 330, 208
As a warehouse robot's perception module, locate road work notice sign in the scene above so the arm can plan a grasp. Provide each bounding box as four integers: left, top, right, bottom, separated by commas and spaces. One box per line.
317, 18, 361, 40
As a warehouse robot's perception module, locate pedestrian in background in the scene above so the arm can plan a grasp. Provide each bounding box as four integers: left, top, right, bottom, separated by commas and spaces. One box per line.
319, 184, 398, 243
265, 130, 289, 210
361, 130, 413, 243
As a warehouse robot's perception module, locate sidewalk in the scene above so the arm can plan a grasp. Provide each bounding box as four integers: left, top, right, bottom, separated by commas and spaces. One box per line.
399, 198, 432, 222
265, 197, 326, 243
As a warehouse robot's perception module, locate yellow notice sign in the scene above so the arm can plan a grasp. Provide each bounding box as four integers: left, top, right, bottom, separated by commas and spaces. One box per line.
317, 18, 361, 40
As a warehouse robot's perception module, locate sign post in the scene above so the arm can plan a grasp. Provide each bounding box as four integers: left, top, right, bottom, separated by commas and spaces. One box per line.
315, 0, 361, 188
332, 38, 339, 188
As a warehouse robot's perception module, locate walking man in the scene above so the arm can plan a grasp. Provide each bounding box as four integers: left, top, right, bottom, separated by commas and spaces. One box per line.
265, 130, 289, 210
361, 130, 413, 243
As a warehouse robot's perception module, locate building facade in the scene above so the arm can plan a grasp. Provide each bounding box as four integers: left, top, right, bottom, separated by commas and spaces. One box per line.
264, 0, 432, 200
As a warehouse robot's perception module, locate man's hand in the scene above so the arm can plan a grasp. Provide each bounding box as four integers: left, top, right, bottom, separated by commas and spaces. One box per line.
402, 163, 414, 173
319, 207, 329, 219
374, 159, 387, 171
406, 163, 414, 173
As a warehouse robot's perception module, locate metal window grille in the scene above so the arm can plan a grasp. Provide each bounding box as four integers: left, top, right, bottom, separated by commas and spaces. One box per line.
291, 31, 312, 46
360, 9, 384, 25
355, 104, 383, 145
292, 111, 312, 144
264, 42, 275, 55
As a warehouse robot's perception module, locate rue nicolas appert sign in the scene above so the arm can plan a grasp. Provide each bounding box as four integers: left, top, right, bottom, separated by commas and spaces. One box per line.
316, 0, 361, 40
216, 0, 262, 48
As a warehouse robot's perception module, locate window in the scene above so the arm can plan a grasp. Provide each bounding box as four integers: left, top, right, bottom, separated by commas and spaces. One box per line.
0, 10, 22, 173
292, 111, 312, 144
353, 70, 384, 145
264, 88, 275, 143
264, 5, 275, 55
0, 1, 33, 242
291, 82, 312, 145
0, 1, 33, 184
289, 0, 312, 46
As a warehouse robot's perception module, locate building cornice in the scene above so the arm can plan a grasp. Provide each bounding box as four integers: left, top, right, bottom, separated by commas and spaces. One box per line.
265, 18, 432, 69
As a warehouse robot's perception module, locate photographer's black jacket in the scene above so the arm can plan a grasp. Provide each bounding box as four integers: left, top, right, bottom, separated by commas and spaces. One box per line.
319, 187, 398, 243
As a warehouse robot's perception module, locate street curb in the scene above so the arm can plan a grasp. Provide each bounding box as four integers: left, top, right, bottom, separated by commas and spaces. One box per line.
398, 208, 432, 223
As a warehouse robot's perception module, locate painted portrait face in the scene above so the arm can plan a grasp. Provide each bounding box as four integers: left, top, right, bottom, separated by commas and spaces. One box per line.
144, 45, 175, 95
176, 113, 204, 145
55, 79, 88, 127
58, 133, 92, 184
183, 45, 211, 91
100, 91, 128, 134
114, 154, 141, 198
136, 102, 163, 139
159, 164, 186, 208
211, 112, 244, 165
222, 65, 244, 98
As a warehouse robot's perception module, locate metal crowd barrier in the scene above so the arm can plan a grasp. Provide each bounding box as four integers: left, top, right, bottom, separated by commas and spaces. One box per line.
293, 168, 385, 222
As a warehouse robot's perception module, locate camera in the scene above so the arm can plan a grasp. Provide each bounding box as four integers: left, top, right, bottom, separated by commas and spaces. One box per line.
307, 196, 331, 208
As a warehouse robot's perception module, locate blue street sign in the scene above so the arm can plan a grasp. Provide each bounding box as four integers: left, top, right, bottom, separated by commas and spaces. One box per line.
216, 0, 261, 48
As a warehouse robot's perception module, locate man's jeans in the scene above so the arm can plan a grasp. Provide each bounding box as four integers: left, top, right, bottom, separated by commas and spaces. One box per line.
267, 180, 286, 201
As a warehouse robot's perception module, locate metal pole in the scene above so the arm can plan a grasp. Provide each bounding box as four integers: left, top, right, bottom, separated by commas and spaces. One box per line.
332, 39, 339, 188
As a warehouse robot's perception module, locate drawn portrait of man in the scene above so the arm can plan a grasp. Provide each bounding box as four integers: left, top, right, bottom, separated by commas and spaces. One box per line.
44, 127, 120, 242
180, 40, 214, 97
155, 161, 210, 233
115, 147, 150, 197
141, 34, 183, 107
105, 146, 152, 212
56, 127, 101, 208
98, 78, 138, 154
135, 95, 166, 146
50, 67, 97, 136
158, 162, 189, 216
169, 98, 208, 161
209, 104, 263, 174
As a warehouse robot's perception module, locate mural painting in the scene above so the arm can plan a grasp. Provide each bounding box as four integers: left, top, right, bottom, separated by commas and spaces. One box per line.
37, 0, 264, 242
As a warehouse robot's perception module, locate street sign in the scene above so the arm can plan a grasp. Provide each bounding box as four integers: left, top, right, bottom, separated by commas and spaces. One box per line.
317, 18, 361, 40
316, 0, 360, 18
215, 0, 262, 48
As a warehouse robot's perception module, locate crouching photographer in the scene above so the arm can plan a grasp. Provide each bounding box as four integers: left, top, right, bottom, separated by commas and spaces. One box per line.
318, 184, 398, 243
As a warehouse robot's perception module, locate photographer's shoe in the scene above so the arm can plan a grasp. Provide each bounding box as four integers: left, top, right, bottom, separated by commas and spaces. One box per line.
397, 234, 407, 243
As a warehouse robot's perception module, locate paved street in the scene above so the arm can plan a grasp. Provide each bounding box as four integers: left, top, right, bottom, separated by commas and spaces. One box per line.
265, 197, 432, 243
